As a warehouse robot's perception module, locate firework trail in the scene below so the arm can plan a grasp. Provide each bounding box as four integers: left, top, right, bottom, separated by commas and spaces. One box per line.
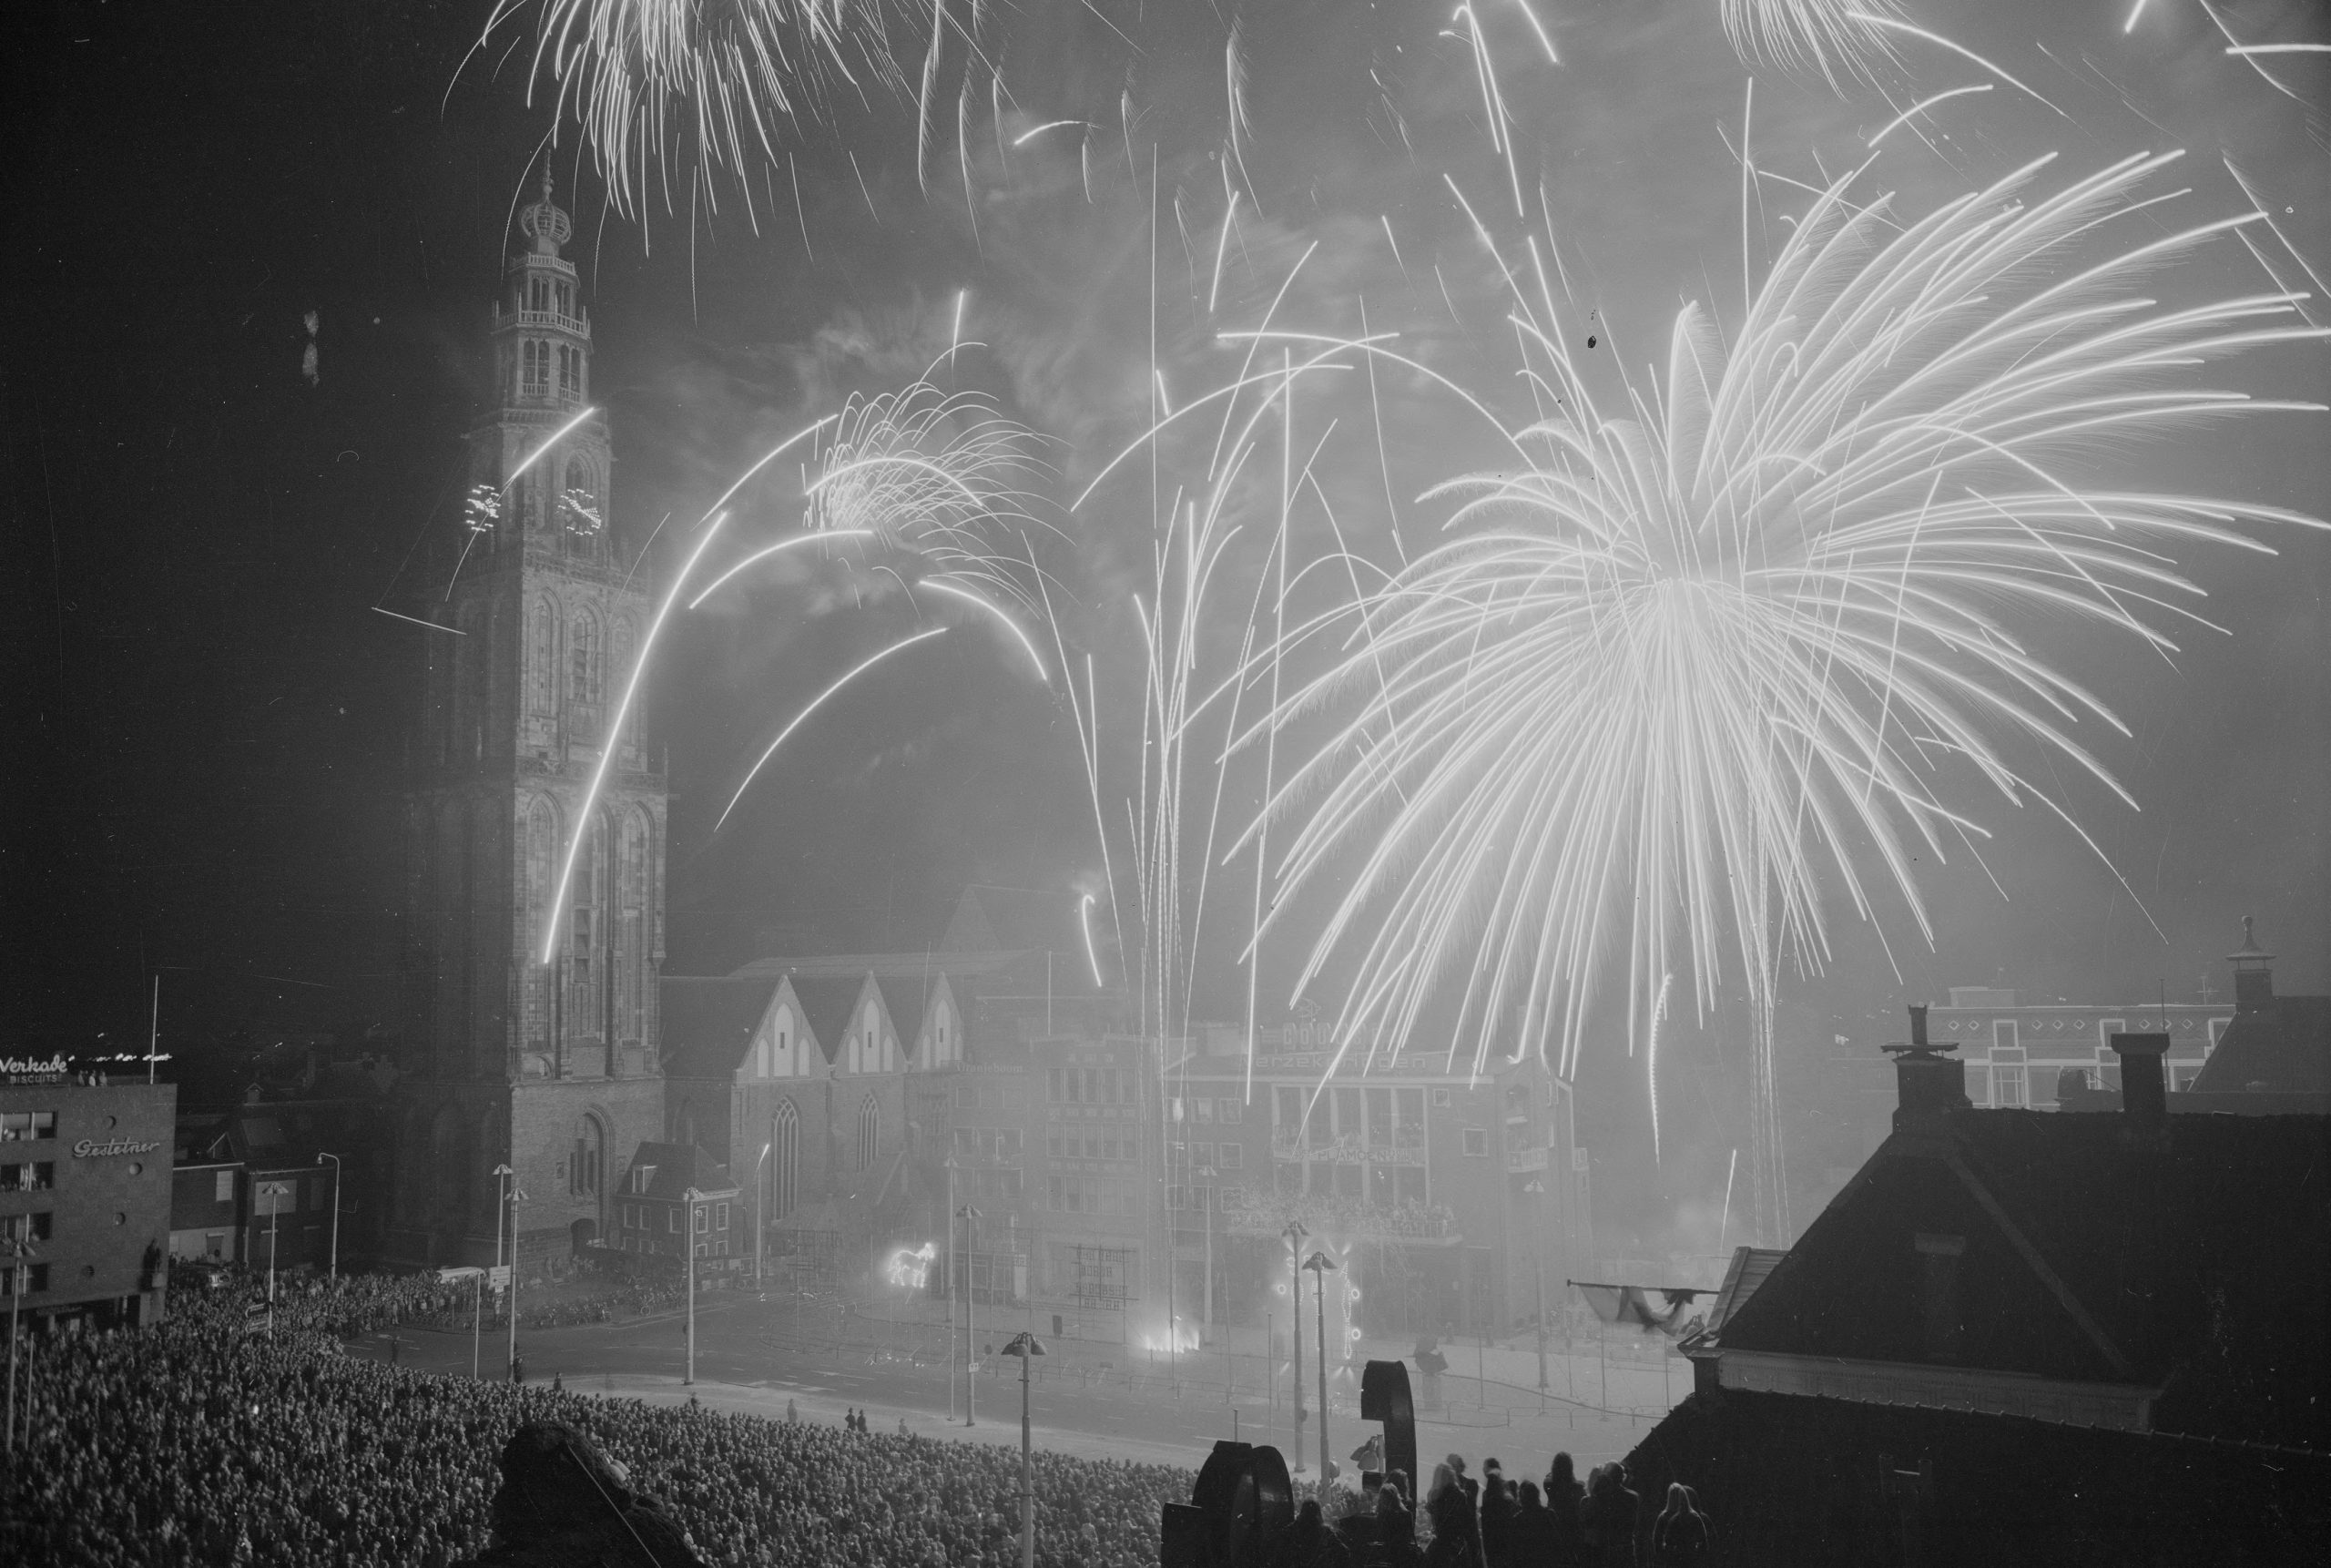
492, 0, 921, 217
1719, 0, 1905, 91
543, 372, 1045, 955
1255, 151, 2325, 1238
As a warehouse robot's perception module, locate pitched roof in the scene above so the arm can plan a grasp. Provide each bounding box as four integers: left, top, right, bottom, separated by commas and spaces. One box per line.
941, 884, 1084, 958
2188, 994, 2330, 1098
873, 972, 934, 1052
787, 974, 865, 1062
1715, 1108, 2331, 1450
658, 976, 779, 1079
618, 1141, 735, 1200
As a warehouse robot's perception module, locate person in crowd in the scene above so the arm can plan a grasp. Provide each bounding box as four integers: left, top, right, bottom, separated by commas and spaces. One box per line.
1650, 1482, 1708, 1567
1288, 1497, 1357, 1568
1541, 1453, 1584, 1566
1480, 1458, 1517, 1568
1580, 1462, 1641, 1568
1424, 1462, 1487, 1568
1511, 1480, 1558, 1568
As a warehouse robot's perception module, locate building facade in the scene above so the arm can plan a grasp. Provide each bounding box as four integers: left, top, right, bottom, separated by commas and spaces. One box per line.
1925, 986, 2231, 1109
0, 1076, 174, 1330
384, 172, 667, 1272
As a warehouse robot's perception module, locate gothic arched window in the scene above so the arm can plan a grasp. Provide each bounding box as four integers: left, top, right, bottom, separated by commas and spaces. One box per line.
524, 797, 560, 1047
771, 1099, 800, 1219
856, 1093, 880, 1172
610, 617, 640, 756
527, 598, 556, 721
520, 338, 549, 398
569, 609, 601, 709
616, 808, 650, 1043
556, 343, 583, 402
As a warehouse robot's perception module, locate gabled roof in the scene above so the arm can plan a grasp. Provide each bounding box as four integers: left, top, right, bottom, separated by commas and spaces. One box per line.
941, 884, 1085, 960
1715, 1108, 2331, 1449
1704, 1246, 1787, 1337
873, 972, 935, 1053
618, 1141, 735, 1200
2188, 994, 2330, 1098
658, 976, 781, 1079
788, 974, 866, 1062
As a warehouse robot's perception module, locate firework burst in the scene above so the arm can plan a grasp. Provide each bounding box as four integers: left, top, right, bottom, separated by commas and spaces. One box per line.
1718, 0, 1905, 91
1261, 151, 2324, 1222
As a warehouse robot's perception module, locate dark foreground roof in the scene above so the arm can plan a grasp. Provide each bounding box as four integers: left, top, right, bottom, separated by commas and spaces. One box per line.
1625, 1389, 2330, 1568
2189, 994, 2331, 1098
1716, 1108, 2331, 1449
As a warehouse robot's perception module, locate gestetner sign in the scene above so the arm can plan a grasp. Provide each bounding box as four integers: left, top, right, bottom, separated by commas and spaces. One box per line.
73, 1137, 161, 1159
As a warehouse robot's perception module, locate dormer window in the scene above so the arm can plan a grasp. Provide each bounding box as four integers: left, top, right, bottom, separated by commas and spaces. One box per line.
634, 1164, 655, 1193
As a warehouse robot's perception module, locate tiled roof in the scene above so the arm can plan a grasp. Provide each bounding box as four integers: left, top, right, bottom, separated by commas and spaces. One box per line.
1717, 1108, 2331, 1450
618, 1141, 735, 1200
2189, 995, 2329, 1096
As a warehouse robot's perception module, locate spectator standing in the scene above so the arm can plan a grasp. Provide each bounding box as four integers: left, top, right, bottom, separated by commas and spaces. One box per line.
1542, 1452, 1585, 1566
1512, 1481, 1558, 1568
1650, 1484, 1709, 1568
1288, 1497, 1358, 1568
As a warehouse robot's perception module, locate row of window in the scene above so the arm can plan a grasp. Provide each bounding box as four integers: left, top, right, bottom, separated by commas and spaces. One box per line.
1, 1162, 55, 1193
954, 1128, 1022, 1162
0, 1112, 57, 1142
2, 1211, 54, 1242
1170, 1097, 1246, 1125
952, 1082, 1012, 1111
1049, 1131, 1137, 1163
617, 1200, 733, 1233
1045, 1175, 1141, 1215
1165, 1185, 1250, 1211
0, 1266, 50, 1295
1048, 1067, 1137, 1105
1273, 1084, 1437, 1145
1169, 1139, 1244, 1170
1275, 1162, 1430, 1206
516, 338, 585, 402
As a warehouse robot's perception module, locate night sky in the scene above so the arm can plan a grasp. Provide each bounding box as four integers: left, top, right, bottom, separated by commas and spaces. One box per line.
7, 1, 2326, 1232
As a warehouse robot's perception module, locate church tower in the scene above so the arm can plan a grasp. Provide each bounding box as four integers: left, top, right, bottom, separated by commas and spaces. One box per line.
389, 172, 667, 1272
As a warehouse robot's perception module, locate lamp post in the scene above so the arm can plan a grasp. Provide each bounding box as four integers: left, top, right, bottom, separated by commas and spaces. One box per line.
1194, 1166, 1216, 1344
1304, 1250, 1339, 1487
316, 1152, 342, 1283
493, 1163, 515, 1278
1521, 1178, 1549, 1398
1282, 1219, 1308, 1471
505, 1180, 528, 1380
683, 1186, 705, 1385
1003, 1330, 1046, 1568
3, 1237, 36, 1454
959, 1203, 982, 1425
264, 1180, 283, 1330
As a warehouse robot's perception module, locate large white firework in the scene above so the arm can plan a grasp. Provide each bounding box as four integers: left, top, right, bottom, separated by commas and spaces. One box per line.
1718, 0, 1904, 90
1265, 151, 2324, 1154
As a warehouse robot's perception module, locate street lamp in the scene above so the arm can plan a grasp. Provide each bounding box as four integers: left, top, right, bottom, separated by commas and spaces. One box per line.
1003, 1330, 1046, 1568
492, 1164, 515, 1278
959, 1204, 982, 1425
1521, 1177, 1548, 1396
316, 1152, 342, 1283
1282, 1219, 1308, 1471
683, 1186, 706, 1384
506, 1181, 529, 1380
1303, 1249, 1339, 1487
3, 1237, 36, 1454
1194, 1166, 1216, 1342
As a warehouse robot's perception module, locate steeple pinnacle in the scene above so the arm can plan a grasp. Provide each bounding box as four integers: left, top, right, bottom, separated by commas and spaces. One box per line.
518, 167, 571, 258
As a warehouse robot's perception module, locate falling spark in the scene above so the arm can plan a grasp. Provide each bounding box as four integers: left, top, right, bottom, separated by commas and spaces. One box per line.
1646, 972, 1673, 1163
687, 529, 874, 609
1847, 10, 2069, 116
1866, 83, 1990, 147
914, 576, 1049, 682
1079, 893, 1104, 986
2122, 0, 2149, 33
1718, 0, 1904, 91
715, 626, 951, 830
372, 606, 465, 635
504, 405, 598, 490
543, 511, 734, 963
1013, 118, 1084, 147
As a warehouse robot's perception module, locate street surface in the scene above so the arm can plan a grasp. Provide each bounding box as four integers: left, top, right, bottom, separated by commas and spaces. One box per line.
348, 1291, 1685, 1477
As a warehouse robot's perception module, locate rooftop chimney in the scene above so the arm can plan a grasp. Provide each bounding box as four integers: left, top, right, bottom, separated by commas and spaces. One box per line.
2110, 1033, 2171, 1127
2227, 915, 2275, 1008
1885, 1005, 1970, 1132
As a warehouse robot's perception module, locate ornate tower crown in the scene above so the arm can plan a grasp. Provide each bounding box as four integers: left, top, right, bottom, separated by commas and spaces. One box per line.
518, 168, 572, 257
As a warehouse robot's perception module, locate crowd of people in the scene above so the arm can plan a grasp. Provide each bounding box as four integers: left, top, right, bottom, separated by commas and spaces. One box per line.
1299, 1451, 1713, 1568
3, 1275, 1187, 1567
197, 1261, 695, 1339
